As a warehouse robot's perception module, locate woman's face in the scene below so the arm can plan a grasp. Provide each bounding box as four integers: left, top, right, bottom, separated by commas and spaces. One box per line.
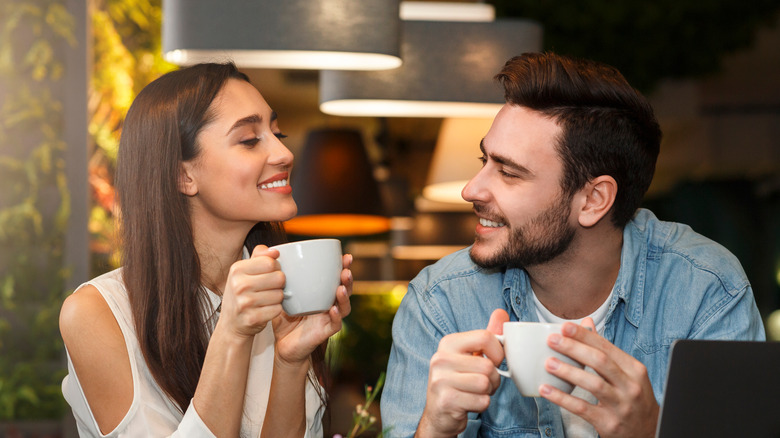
181, 78, 297, 232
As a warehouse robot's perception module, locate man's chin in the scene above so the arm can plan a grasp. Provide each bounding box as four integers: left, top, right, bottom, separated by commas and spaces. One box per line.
468, 243, 505, 269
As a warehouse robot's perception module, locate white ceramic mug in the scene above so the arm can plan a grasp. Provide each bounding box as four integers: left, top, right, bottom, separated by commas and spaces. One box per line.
270, 238, 342, 316
495, 322, 584, 397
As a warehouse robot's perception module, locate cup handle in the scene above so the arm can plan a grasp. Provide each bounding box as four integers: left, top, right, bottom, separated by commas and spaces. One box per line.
494, 334, 511, 378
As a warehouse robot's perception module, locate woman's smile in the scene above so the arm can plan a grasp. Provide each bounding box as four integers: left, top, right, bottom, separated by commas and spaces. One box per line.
258, 172, 292, 194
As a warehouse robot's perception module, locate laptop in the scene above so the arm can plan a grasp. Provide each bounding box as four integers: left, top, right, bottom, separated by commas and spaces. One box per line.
656, 339, 780, 438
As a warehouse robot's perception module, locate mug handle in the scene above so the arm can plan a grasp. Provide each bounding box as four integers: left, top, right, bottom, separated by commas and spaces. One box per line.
494, 334, 511, 378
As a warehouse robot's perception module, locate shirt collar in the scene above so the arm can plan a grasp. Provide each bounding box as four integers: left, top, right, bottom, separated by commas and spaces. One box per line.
499, 210, 652, 328
612, 209, 654, 327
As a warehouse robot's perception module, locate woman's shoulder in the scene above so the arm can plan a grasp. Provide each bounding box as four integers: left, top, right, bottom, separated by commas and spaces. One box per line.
60, 273, 135, 434
60, 269, 128, 343
60, 283, 117, 340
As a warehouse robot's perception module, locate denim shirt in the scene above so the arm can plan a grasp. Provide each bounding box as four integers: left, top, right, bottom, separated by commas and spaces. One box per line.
380, 209, 765, 438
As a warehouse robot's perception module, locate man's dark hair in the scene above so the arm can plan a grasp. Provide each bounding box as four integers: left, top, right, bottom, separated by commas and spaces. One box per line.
495, 52, 662, 228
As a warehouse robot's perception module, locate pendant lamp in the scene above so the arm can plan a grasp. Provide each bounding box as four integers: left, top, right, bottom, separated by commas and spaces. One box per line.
284, 128, 390, 236
162, 0, 402, 70
319, 3, 542, 117
422, 117, 494, 205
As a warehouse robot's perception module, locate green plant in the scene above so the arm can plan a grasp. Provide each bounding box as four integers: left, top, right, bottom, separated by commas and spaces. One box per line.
0, 0, 75, 420
88, 0, 175, 276
340, 372, 387, 438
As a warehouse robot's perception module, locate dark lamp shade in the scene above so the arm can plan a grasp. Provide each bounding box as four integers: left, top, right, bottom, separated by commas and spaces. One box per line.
284, 129, 390, 236
162, 0, 402, 70
319, 19, 543, 117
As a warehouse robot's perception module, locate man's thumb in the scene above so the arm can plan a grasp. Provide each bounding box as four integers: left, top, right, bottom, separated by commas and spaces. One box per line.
486, 309, 510, 335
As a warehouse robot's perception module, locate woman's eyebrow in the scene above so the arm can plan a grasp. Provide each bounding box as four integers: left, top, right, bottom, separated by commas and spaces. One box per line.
226, 114, 262, 136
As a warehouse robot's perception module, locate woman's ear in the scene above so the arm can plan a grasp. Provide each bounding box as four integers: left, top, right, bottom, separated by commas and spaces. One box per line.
577, 175, 617, 228
179, 162, 198, 196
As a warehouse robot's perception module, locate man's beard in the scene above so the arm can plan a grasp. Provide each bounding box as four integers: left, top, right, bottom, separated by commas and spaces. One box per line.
470, 193, 576, 269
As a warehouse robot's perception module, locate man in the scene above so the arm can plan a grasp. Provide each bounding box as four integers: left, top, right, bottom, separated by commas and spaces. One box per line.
380, 52, 765, 438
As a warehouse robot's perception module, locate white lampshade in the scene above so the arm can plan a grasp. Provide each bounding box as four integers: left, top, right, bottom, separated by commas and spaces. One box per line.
422, 118, 494, 204
319, 15, 542, 117
162, 0, 402, 70
399, 1, 495, 22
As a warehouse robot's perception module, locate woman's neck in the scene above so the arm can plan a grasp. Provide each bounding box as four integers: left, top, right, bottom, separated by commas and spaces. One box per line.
192, 219, 251, 295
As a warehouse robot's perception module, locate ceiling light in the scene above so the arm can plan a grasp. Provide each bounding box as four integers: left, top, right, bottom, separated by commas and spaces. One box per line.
423, 118, 493, 204
284, 128, 390, 236
162, 0, 402, 70
319, 18, 542, 117
399, 1, 495, 22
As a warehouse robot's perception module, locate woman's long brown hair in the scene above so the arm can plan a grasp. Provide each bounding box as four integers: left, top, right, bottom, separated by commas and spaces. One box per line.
115, 63, 327, 412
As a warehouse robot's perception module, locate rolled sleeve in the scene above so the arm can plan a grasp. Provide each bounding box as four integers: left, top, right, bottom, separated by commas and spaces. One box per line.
170, 400, 217, 438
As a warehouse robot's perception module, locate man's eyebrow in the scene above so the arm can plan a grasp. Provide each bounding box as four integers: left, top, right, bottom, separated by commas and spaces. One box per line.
479, 139, 534, 178
226, 114, 262, 135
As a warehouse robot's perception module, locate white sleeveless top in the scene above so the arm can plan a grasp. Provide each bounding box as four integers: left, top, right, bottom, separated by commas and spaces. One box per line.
62, 268, 325, 438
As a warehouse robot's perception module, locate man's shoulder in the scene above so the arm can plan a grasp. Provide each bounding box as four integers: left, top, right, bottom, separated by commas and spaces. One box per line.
630, 209, 748, 290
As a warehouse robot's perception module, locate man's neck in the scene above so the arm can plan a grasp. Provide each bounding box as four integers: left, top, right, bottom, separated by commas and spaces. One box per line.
526, 226, 623, 319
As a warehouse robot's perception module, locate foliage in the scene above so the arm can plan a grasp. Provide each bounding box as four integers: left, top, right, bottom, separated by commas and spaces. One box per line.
327, 294, 399, 385
340, 373, 386, 438
88, 0, 175, 275
490, 0, 780, 92
0, 0, 75, 420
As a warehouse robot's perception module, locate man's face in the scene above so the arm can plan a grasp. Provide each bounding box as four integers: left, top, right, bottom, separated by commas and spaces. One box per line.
461, 105, 576, 269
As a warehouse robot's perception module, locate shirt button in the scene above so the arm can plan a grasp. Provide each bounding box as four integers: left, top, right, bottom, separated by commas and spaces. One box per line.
545, 427, 552, 437
515, 296, 521, 305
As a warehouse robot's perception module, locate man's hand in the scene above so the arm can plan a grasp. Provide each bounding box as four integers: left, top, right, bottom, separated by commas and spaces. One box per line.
540, 318, 659, 438
415, 309, 509, 438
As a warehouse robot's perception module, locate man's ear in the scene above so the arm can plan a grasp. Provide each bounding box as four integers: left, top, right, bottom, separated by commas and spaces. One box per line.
576, 175, 617, 228
179, 162, 198, 196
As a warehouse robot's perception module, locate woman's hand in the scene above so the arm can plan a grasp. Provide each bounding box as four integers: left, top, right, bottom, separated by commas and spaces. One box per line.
272, 253, 354, 365
216, 245, 286, 340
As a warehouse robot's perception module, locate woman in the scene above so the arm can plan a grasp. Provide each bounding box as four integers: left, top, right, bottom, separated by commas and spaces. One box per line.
59, 63, 352, 437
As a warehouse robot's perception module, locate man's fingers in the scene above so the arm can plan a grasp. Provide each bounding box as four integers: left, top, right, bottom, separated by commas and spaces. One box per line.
486, 308, 510, 335
439, 330, 505, 366
539, 383, 600, 425
545, 356, 620, 404
430, 366, 498, 396
555, 323, 633, 386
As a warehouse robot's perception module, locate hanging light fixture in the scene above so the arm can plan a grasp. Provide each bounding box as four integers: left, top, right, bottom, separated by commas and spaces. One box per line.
422, 117, 493, 204
319, 2, 542, 117
162, 0, 402, 70
284, 128, 390, 236
399, 1, 495, 22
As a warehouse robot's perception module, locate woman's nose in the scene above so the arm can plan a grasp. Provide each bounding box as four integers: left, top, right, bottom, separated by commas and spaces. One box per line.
269, 135, 294, 168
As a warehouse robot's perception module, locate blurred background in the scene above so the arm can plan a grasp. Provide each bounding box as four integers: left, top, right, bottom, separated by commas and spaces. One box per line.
1, 0, 779, 436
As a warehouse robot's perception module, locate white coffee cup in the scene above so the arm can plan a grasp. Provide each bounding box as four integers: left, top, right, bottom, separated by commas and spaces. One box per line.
270, 238, 342, 316
495, 322, 584, 397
